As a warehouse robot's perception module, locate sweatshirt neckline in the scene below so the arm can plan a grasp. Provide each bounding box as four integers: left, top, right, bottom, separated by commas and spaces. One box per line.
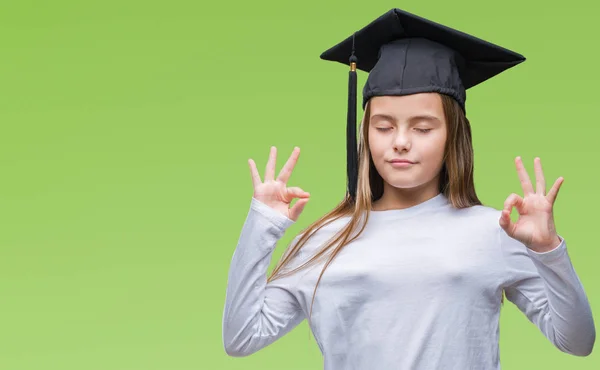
366, 192, 449, 220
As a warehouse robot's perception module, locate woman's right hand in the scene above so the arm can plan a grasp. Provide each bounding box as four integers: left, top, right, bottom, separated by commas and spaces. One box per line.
248, 146, 310, 222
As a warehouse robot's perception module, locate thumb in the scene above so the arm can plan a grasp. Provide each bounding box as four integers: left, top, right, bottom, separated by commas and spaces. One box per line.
289, 197, 310, 222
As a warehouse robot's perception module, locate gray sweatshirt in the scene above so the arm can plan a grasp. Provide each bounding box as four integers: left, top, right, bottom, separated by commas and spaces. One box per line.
222, 193, 595, 369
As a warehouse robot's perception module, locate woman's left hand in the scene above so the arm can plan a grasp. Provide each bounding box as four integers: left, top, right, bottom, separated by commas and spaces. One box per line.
499, 156, 563, 253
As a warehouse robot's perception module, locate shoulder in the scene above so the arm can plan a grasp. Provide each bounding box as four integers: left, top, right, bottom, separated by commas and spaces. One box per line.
454, 203, 526, 251
289, 215, 352, 261
448, 202, 502, 224
439, 202, 505, 242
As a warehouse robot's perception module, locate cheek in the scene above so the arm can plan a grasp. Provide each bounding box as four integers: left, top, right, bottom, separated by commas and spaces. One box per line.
368, 137, 386, 159
369, 150, 384, 166
423, 135, 447, 159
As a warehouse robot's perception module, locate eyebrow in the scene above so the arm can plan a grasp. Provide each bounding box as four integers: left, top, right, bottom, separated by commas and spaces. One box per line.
370, 113, 442, 124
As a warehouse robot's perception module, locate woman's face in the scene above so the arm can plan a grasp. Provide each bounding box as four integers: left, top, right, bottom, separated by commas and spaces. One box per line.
368, 93, 448, 191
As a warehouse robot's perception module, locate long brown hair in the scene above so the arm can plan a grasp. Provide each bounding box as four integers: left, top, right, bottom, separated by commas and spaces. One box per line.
267, 93, 502, 329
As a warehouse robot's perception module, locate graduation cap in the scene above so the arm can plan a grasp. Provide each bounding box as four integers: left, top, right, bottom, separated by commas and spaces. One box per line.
320, 8, 525, 202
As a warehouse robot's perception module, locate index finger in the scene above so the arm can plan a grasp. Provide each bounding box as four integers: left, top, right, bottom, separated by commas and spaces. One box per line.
276, 147, 300, 184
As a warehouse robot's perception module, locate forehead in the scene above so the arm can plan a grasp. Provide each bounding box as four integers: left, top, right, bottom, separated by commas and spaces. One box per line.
369, 93, 444, 118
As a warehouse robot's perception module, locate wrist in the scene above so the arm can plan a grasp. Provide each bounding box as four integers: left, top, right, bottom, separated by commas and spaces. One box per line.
531, 235, 562, 253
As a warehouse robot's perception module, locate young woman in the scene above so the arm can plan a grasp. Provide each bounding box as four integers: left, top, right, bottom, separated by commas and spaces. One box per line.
222, 8, 595, 369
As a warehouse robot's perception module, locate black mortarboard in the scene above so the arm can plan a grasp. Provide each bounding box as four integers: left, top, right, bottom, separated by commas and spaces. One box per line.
320, 8, 525, 202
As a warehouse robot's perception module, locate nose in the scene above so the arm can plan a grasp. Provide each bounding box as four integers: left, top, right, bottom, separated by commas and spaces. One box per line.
393, 130, 411, 152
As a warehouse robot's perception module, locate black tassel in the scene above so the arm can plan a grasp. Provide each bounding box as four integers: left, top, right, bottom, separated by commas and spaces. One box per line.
346, 33, 359, 202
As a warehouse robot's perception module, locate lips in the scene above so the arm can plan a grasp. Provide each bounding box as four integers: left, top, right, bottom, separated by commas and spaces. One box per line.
389, 160, 415, 164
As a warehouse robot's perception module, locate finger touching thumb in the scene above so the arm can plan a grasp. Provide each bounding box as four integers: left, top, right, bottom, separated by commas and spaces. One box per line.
286, 187, 310, 199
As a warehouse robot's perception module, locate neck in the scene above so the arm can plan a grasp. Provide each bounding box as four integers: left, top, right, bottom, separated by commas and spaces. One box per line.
372, 180, 441, 211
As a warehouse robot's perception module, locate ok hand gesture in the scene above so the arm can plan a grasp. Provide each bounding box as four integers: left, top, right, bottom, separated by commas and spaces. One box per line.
499, 156, 563, 253
249, 146, 310, 222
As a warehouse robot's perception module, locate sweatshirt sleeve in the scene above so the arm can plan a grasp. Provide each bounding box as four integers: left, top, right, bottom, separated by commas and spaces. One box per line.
222, 197, 306, 357
499, 226, 596, 356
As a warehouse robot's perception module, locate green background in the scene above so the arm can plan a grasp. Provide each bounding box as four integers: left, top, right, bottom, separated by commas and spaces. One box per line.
0, 0, 597, 369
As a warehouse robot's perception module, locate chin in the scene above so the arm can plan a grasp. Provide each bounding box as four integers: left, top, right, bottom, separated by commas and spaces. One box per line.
381, 172, 432, 189
384, 179, 424, 189
387, 182, 423, 189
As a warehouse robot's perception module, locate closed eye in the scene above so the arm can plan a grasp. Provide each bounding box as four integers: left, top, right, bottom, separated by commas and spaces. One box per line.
375, 128, 432, 133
